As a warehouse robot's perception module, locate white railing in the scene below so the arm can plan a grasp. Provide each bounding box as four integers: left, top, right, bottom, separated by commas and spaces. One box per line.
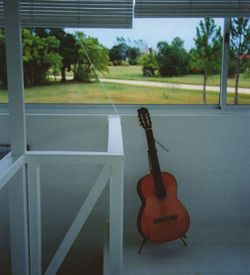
0, 153, 25, 190
0, 114, 124, 275
0, 153, 29, 274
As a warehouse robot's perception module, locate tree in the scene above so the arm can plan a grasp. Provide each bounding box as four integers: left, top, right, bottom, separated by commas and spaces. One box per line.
127, 46, 141, 65
0, 28, 63, 87
109, 44, 127, 65
138, 48, 158, 76
109, 37, 141, 65
230, 17, 250, 104
194, 18, 222, 103
34, 28, 78, 83
157, 37, 190, 77
0, 28, 7, 87
109, 36, 128, 65
73, 32, 109, 82
49, 29, 77, 82
189, 48, 202, 74
133, 39, 148, 53
22, 29, 62, 86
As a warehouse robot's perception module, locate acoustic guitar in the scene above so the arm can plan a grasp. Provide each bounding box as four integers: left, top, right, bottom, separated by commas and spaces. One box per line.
137, 107, 190, 251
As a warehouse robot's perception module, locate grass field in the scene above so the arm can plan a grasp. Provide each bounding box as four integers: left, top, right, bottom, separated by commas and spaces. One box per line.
0, 81, 250, 104
102, 66, 250, 88
0, 65, 249, 104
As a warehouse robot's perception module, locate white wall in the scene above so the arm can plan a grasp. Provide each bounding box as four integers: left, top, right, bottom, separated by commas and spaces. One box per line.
123, 112, 250, 225
0, 105, 250, 274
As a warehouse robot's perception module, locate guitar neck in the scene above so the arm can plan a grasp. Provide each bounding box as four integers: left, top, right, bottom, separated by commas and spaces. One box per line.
145, 129, 160, 173
145, 129, 166, 198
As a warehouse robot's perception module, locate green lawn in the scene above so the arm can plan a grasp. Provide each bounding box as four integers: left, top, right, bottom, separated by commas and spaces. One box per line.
0, 81, 250, 104
102, 65, 250, 89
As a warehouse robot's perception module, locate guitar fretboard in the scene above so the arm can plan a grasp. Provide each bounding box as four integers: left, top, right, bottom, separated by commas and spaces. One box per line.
145, 128, 166, 199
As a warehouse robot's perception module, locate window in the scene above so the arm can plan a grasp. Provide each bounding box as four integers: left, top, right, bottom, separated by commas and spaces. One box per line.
20, 19, 225, 104
0, 1, 249, 106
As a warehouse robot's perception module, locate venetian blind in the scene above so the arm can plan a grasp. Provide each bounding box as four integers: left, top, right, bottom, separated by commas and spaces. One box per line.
134, 0, 250, 18
0, 1, 3, 26
0, 0, 133, 28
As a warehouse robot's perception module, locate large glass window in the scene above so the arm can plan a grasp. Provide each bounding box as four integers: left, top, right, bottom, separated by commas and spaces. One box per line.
1, 18, 249, 105
16, 19, 225, 104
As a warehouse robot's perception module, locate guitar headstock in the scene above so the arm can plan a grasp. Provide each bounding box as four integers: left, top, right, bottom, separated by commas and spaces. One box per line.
137, 107, 152, 130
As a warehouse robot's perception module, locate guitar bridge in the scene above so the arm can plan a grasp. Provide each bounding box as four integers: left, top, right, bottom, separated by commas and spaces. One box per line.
153, 215, 178, 224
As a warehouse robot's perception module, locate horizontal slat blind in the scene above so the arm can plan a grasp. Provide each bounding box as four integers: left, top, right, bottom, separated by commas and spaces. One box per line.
0, 0, 133, 28
0, 1, 3, 27
134, 0, 250, 18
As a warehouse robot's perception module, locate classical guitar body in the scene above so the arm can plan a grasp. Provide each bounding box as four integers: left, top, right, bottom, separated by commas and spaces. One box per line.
137, 172, 190, 242
137, 107, 190, 246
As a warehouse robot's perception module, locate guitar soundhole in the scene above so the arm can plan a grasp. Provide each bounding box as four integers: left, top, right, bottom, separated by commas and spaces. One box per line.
153, 214, 178, 224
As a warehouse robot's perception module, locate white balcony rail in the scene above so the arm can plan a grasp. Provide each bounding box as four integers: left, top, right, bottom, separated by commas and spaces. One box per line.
0, 114, 124, 275
0, 153, 25, 190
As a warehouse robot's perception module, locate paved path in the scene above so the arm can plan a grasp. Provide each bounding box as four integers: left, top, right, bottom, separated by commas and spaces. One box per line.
101, 78, 250, 94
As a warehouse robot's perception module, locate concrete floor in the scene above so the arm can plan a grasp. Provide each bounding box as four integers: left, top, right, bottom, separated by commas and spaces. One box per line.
105, 222, 250, 275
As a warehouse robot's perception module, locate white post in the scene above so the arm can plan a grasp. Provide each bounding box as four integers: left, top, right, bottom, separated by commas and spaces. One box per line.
27, 162, 42, 275
220, 18, 231, 109
4, 0, 26, 155
4, 1, 29, 274
109, 159, 124, 275
8, 167, 29, 275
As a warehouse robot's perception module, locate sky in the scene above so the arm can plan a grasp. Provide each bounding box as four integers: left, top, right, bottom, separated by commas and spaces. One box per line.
66, 18, 224, 51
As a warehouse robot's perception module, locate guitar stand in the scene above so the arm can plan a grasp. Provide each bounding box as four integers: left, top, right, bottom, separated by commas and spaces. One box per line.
138, 235, 188, 254
138, 238, 148, 254
180, 234, 188, 247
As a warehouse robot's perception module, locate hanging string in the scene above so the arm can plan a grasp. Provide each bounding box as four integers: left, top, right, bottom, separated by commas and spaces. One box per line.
155, 138, 169, 152
76, 32, 119, 115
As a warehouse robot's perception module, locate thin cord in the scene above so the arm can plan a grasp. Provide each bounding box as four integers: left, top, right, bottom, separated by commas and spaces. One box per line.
76, 33, 119, 115
155, 138, 169, 152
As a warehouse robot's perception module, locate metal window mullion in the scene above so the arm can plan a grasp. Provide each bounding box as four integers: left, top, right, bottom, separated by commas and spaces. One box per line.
220, 18, 231, 110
